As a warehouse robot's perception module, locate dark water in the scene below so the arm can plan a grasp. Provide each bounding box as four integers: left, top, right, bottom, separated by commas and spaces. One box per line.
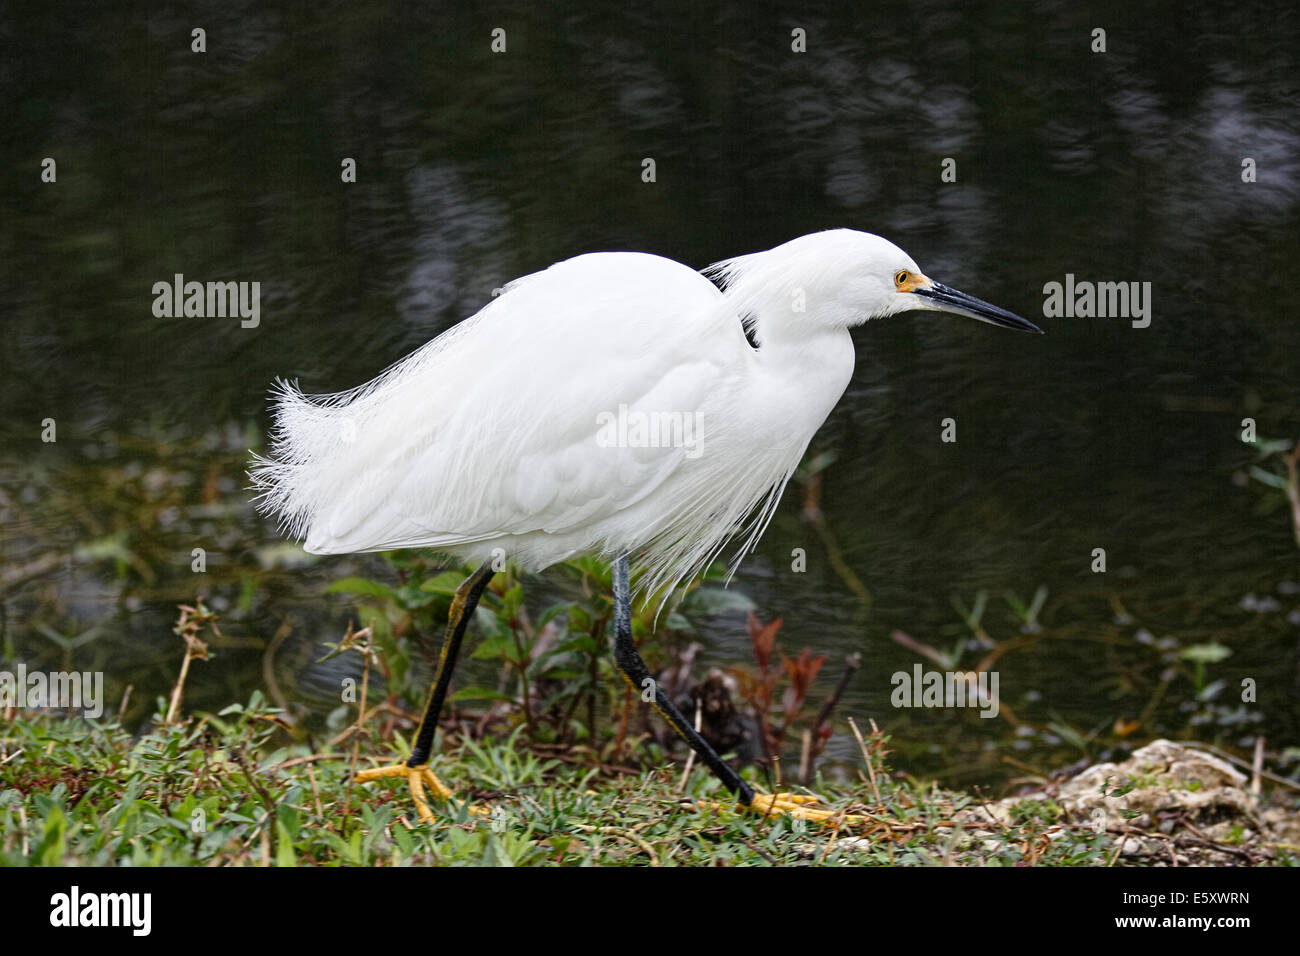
3, 2, 1299, 788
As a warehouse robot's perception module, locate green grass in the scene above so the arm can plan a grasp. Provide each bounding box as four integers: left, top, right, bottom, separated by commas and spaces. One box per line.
2, 697, 1175, 867
3, 558, 1293, 867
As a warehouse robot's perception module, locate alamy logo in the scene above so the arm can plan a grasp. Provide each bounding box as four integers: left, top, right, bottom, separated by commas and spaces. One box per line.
50, 886, 151, 936
890, 665, 999, 718
1042, 274, 1151, 328
595, 404, 705, 459
151, 274, 261, 328
0, 665, 103, 718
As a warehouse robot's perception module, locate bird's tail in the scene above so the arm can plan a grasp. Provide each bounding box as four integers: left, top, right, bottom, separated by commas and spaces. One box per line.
248, 323, 469, 549
248, 377, 358, 544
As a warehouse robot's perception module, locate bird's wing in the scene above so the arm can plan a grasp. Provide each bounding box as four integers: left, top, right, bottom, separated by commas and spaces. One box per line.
253, 252, 743, 556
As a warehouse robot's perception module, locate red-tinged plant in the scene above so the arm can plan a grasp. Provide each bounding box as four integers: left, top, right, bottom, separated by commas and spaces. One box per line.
733, 612, 828, 768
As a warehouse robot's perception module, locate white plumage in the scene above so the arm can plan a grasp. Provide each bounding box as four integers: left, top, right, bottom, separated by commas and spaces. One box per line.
251, 229, 1038, 597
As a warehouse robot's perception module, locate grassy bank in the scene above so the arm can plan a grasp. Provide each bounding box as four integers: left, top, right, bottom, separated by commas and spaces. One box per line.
2, 695, 1293, 866
4, 558, 1298, 867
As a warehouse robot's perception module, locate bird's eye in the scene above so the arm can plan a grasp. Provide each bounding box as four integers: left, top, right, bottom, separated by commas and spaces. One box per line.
894, 270, 910, 286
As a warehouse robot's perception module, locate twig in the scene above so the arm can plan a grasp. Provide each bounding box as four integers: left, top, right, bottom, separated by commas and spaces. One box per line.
1173, 835, 1257, 865
231, 747, 275, 811
847, 716, 883, 807
345, 624, 375, 819
164, 603, 213, 725
740, 836, 777, 865
571, 824, 660, 866
329, 701, 420, 746
1180, 741, 1300, 791
972, 785, 1015, 844
678, 698, 702, 793
816, 816, 845, 865
798, 728, 813, 787
804, 652, 860, 783
812, 653, 860, 731
261, 618, 293, 714
0, 552, 67, 594
269, 753, 345, 770
1107, 834, 1125, 866
305, 763, 324, 818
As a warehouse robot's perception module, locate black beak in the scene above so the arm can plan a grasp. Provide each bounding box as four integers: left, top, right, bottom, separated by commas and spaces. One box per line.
914, 282, 1044, 334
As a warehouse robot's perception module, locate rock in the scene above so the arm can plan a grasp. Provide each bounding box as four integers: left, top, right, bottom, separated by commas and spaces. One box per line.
953, 739, 1298, 863
1119, 837, 1148, 857
1048, 739, 1259, 832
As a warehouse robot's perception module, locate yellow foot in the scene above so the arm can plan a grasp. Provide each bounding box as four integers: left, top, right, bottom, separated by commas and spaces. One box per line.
355, 762, 488, 823
700, 791, 867, 826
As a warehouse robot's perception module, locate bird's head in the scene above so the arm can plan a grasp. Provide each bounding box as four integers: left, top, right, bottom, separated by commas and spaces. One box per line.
709, 229, 1042, 341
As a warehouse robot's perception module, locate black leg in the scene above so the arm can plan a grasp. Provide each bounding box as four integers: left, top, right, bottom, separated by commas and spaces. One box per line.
610, 552, 755, 805
406, 559, 496, 767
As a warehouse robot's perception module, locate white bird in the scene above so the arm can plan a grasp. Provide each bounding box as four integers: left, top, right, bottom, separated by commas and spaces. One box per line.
252, 228, 1042, 823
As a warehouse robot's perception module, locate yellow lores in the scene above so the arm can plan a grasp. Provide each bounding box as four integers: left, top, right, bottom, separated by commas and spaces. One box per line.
893, 268, 931, 294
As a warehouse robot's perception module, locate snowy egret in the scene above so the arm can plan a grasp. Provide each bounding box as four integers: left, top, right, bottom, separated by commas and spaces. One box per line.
251, 228, 1042, 822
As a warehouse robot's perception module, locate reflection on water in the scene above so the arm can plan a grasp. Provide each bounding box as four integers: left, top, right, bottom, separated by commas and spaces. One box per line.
3, 1, 1298, 786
